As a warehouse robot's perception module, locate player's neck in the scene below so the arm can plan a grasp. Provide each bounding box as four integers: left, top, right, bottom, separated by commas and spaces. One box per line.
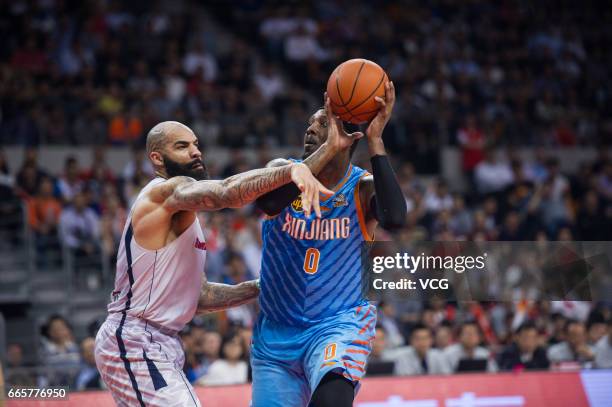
318, 155, 351, 189
155, 169, 169, 179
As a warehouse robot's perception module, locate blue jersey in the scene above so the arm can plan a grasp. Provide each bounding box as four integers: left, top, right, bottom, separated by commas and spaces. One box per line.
259, 163, 372, 326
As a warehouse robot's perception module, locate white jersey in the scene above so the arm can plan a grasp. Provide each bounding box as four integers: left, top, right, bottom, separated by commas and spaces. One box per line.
107, 177, 206, 332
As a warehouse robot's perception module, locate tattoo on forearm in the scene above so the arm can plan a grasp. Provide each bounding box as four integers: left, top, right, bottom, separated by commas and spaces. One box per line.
168, 165, 293, 211
223, 165, 293, 206
303, 143, 334, 175
197, 280, 260, 314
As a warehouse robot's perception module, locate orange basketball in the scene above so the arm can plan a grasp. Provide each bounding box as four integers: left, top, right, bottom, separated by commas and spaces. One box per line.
326, 58, 388, 124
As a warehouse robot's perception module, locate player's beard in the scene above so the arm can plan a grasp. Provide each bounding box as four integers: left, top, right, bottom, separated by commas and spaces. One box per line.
162, 154, 209, 180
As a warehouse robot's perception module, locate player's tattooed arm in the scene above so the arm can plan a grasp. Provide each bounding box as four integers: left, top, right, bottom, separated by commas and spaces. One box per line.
160, 163, 332, 217
255, 143, 338, 216
256, 96, 363, 216
196, 279, 260, 314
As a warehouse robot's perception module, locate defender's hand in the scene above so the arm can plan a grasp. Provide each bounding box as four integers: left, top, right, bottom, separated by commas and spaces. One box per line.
325, 94, 364, 152
290, 163, 333, 218
366, 81, 395, 140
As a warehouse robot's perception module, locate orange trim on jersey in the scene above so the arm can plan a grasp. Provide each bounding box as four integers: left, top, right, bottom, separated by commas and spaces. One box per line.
360, 308, 372, 321
343, 362, 365, 372
346, 349, 369, 355
354, 173, 374, 242
346, 359, 366, 366
332, 164, 353, 193
356, 306, 362, 315
351, 340, 370, 346
320, 361, 337, 368
359, 319, 374, 335
343, 372, 356, 381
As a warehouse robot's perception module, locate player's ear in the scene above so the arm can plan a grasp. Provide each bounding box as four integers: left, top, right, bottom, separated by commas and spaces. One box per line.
150, 151, 164, 167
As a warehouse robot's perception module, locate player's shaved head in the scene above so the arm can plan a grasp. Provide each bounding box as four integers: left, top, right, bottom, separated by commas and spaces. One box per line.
146, 121, 194, 154
146, 121, 208, 180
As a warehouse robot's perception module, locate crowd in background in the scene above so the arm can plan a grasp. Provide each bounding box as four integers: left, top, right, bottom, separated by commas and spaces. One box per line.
2, 1, 612, 171
1, 0, 612, 391
1, 140, 611, 388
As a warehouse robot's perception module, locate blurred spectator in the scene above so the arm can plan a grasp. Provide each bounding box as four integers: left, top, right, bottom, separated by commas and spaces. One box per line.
59, 191, 101, 256
443, 322, 498, 373
0, 150, 22, 245
576, 190, 609, 240
6, 343, 25, 369
587, 311, 608, 345
107, 110, 143, 145
284, 24, 327, 62
57, 156, 84, 204
457, 115, 486, 178
0, 149, 14, 188
27, 177, 62, 268
254, 63, 285, 104
377, 302, 405, 349
39, 315, 80, 385
223, 253, 257, 327
10, 36, 47, 73
15, 148, 48, 198
75, 337, 102, 390
449, 194, 472, 237
434, 323, 454, 351
183, 42, 218, 83
369, 326, 388, 362
499, 322, 550, 371
545, 158, 570, 201
389, 324, 451, 376
196, 332, 248, 386
122, 146, 154, 182
547, 320, 594, 368
424, 179, 453, 214
184, 326, 210, 383
594, 320, 612, 369
27, 177, 61, 233
100, 195, 127, 259
597, 161, 612, 201
474, 150, 514, 195
186, 329, 222, 383
5, 343, 36, 386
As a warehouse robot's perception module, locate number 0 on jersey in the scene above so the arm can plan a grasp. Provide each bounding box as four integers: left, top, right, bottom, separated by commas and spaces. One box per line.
303, 248, 320, 274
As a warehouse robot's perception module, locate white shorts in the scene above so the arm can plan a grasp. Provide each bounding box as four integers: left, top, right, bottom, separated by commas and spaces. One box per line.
94, 312, 201, 407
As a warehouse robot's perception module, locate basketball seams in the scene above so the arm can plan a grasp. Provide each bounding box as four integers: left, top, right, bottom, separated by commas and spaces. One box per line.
335, 70, 346, 106
344, 60, 366, 107
344, 72, 387, 117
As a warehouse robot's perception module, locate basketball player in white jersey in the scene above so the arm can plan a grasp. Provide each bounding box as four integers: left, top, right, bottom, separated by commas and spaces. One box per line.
94, 120, 353, 406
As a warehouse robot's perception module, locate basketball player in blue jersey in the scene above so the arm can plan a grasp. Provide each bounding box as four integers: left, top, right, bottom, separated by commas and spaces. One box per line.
252, 81, 407, 407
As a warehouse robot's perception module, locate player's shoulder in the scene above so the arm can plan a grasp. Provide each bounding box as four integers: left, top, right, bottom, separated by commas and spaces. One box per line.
355, 166, 373, 197
352, 165, 372, 183
146, 176, 195, 203
131, 176, 197, 226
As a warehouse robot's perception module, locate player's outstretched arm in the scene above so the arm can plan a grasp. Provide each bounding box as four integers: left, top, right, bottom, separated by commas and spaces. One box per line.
254, 142, 334, 216
256, 96, 363, 216
361, 81, 407, 231
196, 279, 260, 314
158, 163, 332, 217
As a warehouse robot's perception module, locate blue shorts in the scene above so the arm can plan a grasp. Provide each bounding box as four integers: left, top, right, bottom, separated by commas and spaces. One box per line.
251, 302, 377, 407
